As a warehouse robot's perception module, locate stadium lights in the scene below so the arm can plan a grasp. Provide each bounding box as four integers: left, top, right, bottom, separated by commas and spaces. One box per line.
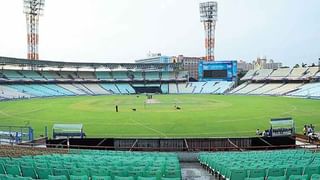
23, 0, 45, 60
200, 1, 218, 61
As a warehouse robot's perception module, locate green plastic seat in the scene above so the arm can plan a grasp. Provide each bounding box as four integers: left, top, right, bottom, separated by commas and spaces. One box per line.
89, 168, 109, 177
311, 174, 320, 180
114, 176, 135, 180
137, 177, 157, 180
267, 168, 286, 177
304, 166, 320, 180
70, 175, 89, 180
53, 168, 69, 179
248, 168, 266, 178
164, 170, 181, 178
48, 175, 68, 180
5, 164, 21, 176
36, 167, 52, 179
6, 176, 32, 180
160, 178, 180, 180
289, 175, 308, 180
267, 176, 286, 180
70, 168, 89, 176
227, 169, 248, 180
0, 164, 5, 175
286, 167, 303, 177
20, 166, 37, 179
91, 176, 112, 180
245, 177, 264, 180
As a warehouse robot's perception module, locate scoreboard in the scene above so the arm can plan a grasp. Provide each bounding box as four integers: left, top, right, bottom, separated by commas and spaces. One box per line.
198, 61, 237, 81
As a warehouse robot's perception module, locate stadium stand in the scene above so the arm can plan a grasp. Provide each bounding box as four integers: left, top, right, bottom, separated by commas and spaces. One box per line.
264, 83, 302, 95
177, 83, 194, 94
1, 70, 26, 80
240, 70, 257, 81
199, 150, 320, 180
82, 84, 111, 95
145, 72, 160, 81
286, 68, 308, 80
115, 84, 135, 94
0, 150, 181, 180
41, 84, 75, 96
233, 83, 265, 94
248, 83, 284, 95
268, 68, 291, 80
40, 71, 61, 80
112, 71, 129, 80
77, 72, 96, 80
301, 67, 319, 80
160, 84, 169, 94
72, 84, 95, 95
0, 85, 31, 99
288, 82, 320, 98
20, 71, 46, 80
100, 83, 121, 94
252, 69, 273, 81
228, 82, 248, 94
57, 84, 87, 95
169, 84, 178, 94
95, 71, 113, 80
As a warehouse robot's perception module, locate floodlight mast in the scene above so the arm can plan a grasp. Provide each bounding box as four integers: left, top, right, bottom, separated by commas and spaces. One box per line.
23, 0, 45, 60
200, 1, 217, 61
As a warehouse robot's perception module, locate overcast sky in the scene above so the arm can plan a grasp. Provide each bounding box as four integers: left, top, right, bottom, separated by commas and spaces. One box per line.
0, 0, 319, 66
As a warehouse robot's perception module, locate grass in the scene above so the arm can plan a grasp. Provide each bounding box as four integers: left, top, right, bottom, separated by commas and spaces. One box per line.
0, 94, 319, 138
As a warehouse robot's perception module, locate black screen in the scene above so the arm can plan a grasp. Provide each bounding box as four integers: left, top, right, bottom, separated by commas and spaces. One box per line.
203, 70, 227, 78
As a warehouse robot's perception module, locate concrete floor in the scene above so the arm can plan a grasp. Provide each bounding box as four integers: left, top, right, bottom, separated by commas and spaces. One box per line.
181, 162, 216, 180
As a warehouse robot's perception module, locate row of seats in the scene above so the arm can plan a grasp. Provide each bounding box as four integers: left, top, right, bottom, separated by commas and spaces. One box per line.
230, 82, 320, 98
241, 67, 319, 81
0, 150, 181, 180
169, 82, 234, 94
199, 149, 320, 180
0, 70, 187, 81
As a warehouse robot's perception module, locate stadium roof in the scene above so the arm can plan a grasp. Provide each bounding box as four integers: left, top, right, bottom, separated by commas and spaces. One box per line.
0, 56, 182, 70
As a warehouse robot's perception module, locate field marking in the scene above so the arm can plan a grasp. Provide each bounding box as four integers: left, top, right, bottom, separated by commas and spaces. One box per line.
129, 118, 168, 138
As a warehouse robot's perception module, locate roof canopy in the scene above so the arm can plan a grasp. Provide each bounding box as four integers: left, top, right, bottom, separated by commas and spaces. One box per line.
0, 56, 181, 70
53, 124, 83, 133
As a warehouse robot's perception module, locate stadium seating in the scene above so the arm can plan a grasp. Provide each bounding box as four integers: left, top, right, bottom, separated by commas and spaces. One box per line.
264, 83, 302, 95
233, 83, 265, 94
82, 84, 111, 95
288, 83, 320, 98
169, 84, 178, 94
20, 71, 45, 80
40, 71, 61, 80
1, 70, 25, 80
95, 71, 113, 80
177, 83, 194, 94
241, 70, 257, 81
100, 83, 121, 94
301, 67, 319, 80
252, 69, 273, 81
0, 150, 181, 180
116, 84, 135, 94
286, 68, 308, 80
112, 71, 129, 80
199, 150, 320, 180
0, 85, 32, 99
160, 84, 169, 94
249, 83, 283, 95
77, 72, 96, 80
268, 68, 291, 80
145, 72, 160, 81
57, 84, 87, 95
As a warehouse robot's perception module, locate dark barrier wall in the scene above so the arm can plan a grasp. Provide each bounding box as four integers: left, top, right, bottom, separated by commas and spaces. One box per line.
46, 136, 296, 151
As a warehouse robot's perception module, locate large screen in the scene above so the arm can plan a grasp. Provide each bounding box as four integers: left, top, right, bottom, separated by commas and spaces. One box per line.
198, 60, 237, 81
203, 70, 227, 78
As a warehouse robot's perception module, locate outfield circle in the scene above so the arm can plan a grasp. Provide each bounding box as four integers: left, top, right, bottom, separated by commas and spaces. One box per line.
0, 94, 319, 138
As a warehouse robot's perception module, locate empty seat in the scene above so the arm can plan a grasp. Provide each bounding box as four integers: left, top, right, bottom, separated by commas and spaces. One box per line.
311, 174, 320, 180
267, 176, 286, 180
48, 175, 68, 180
20, 166, 37, 179
91, 176, 112, 180
5, 165, 21, 176
36, 167, 52, 179
70, 175, 89, 180
248, 168, 266, 178
289, 175, 308, 180
267, 167, 286, 177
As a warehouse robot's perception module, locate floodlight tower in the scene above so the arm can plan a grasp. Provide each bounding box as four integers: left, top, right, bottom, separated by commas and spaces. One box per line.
200, 1, 217, 61
23, 0, 45, 60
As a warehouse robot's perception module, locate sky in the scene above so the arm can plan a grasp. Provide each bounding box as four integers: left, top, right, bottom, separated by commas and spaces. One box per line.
0, 0, 319, 66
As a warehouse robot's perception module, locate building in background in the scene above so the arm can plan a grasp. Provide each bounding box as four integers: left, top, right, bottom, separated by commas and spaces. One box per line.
176, 55, 203, 80
135, 54, 172, 64
237, 57, 283, 72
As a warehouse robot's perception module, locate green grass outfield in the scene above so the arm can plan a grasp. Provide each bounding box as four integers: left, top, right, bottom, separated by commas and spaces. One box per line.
0, 95, 319, 138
